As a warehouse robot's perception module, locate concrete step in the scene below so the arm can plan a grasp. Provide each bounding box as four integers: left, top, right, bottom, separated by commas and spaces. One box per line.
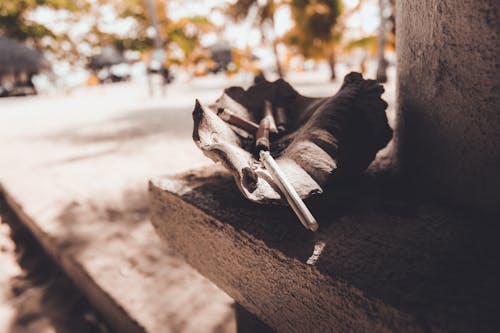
150, 165, 500, 333
0, 176, 235, 333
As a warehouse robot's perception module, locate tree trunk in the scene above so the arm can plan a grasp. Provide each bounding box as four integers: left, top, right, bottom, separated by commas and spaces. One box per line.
145, 0, 163, 49
271, 39, 284, 78
360, 55, 367, 75
376, 0, 388, 82
328, 52, 336, 81
262, 18, 284, 79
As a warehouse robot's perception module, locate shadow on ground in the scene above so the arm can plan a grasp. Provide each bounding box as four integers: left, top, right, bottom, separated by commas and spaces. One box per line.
52, 186, 151, 254
42, 106, 194, 146
0, 195, 113, 333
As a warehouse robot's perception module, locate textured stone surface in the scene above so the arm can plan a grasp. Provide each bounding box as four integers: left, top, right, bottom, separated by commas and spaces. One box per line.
150, 166, 500, 333
397, 0, 500, 211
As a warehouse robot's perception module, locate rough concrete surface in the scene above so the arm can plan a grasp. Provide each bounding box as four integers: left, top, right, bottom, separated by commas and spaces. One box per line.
150, 166, 500, 333
397, 0, 500, 212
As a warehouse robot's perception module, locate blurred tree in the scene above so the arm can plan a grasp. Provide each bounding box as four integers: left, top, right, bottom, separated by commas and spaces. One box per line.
341, 0, 396, 79
376, 0, 387, 82
113, 0, 214, 68
226, 0, 284, 77
283, 0, 343, 80
388, 0, 396, 47
167, 16, 214, 68
0, 0, 214, 71
110, 0, 165, 51
343, 35, 376, 74
0, 0, 90, 64
375, 0, 396, 82
345, 36, 377, 54
0, 0, 85, 45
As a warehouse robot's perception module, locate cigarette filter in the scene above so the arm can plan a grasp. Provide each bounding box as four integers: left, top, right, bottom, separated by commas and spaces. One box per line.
255, 117, 270, 151
263, 100, 278, 134
274, 106, 287, 132
217, 108, 259, 135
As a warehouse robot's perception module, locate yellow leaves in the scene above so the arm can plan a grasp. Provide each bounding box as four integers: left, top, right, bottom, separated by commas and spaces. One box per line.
305, 2, 330, 16
225, 0, 258, 22
0, 0, 23, 16
230, 47, 259, 72
344, 35, 377, 55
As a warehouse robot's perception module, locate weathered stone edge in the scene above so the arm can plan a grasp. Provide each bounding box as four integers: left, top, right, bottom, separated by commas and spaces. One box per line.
0, 182, 146, 333
149, 176, 425, 333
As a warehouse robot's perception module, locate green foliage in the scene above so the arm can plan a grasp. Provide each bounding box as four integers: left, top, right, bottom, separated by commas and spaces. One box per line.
283, 0, 343, 59
113, 1, 214, 63
225, 0, 284, 76
344, 35, 377, 54
0, 0, 215, 68
112, 37, 153, 52
225, 0, 256, 21
0, 0, 91, 66
165, 16, 215, 65
226, 0, 277, 25
0, 0, 86, 43
116, 0, 148, 22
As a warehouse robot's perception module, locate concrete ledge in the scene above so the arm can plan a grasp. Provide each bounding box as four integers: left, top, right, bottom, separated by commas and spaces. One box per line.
0, 177, 235, 333
150, 166, 500, 333
0, 186, 144, 333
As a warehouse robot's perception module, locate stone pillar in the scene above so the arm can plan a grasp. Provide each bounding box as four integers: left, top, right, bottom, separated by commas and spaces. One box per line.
397, 0, 499, 212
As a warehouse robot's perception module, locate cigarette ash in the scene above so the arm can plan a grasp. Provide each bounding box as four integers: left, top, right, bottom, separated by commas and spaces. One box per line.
306, 241, 327, 265
192, 72, 393, 205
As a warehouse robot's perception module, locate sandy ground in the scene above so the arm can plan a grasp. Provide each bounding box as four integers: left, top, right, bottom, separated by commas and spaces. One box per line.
0, 68, 395, 332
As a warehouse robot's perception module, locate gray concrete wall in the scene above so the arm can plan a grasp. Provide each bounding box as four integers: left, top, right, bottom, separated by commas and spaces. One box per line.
397, 1, 499, 212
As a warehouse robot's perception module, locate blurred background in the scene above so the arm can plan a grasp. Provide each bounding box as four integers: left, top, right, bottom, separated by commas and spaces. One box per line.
0, 1, 396, 332
0, 0, 395, 96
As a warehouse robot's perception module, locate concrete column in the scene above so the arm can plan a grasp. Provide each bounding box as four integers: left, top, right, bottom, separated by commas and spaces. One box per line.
397, 1, 499, 212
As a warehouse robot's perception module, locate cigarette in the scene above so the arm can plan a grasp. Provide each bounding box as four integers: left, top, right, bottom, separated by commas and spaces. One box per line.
255, 117, 270, 151
217, 108, 259, 135
274, 106, 287, 132
263, 100, 278, 134
259, 150, 319, 232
